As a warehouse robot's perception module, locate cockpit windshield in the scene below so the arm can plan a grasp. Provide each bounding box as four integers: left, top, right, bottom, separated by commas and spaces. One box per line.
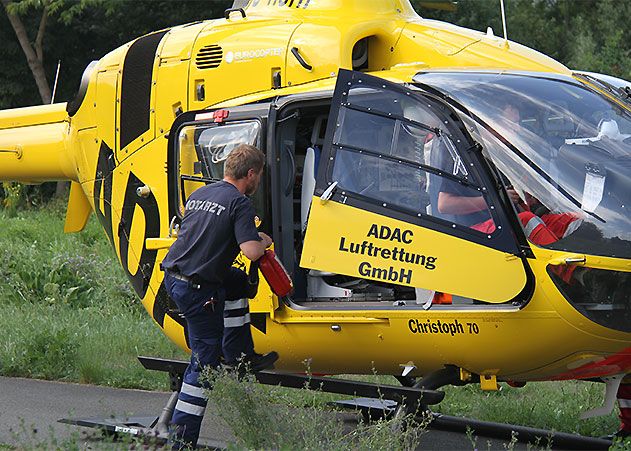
414, 72, 631, 259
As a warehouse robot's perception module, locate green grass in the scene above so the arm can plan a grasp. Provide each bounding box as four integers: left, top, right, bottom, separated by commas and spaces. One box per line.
202, 368, 428, 451
263, 373, 622, 439
0, 205, 186, 389
437, 381, 620, 438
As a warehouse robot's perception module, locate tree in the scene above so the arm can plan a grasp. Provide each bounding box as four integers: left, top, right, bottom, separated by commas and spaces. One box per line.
1, 0, 233, 109
1, 0, 65, 104
2, 0, 84, 197
0, 0, 231, 203
415, 0, 631, 80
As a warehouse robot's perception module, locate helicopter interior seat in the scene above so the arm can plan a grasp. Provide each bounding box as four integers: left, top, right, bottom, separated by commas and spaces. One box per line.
425, 134, 458, 223
298, 115, 358, 300
531, 103, 574, 196
300, 116, 324, 235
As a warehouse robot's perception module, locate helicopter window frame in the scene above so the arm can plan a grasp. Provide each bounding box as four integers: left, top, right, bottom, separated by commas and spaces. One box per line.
172, 118, 265, 217
315, 70, 524, 256
327, 107, 491, 217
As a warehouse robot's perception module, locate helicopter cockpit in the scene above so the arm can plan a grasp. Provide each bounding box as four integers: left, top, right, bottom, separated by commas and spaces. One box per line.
414, 71, 631, 258
414, 71, 631, 330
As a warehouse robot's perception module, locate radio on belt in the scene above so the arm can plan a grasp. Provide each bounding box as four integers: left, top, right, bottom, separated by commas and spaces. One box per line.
259, 249, 293, 297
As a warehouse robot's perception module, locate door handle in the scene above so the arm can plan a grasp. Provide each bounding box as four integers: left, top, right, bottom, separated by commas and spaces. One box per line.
320, 181, 338, 203
548, 254, 586, 265
291, 47, 313, 71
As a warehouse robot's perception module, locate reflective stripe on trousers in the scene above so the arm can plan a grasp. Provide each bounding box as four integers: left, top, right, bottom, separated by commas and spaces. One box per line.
164, 273, 222, 449
223, 298, 254, 362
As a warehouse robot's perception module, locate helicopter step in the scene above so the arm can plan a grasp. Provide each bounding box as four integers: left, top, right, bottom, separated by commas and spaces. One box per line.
58, 410, 229, 450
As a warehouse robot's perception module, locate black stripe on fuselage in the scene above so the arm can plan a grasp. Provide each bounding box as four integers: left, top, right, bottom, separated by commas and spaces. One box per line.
120, 30, 168, 150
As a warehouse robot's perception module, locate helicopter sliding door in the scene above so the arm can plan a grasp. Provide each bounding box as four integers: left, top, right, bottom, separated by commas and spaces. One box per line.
301, 70, 529, 303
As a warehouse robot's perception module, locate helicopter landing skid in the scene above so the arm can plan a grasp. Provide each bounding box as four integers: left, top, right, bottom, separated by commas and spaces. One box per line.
331, 398, 613, 450
60, 356, 444, 446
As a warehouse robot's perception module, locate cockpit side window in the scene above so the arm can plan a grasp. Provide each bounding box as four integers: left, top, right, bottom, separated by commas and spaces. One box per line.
328, 85, 497, 232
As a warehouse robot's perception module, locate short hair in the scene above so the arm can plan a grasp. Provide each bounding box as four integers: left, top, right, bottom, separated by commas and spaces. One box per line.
224, 144, 265, 179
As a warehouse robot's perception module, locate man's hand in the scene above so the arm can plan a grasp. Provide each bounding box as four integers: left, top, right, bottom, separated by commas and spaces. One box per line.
240, 232, 273, 261
507, 188, 522, 205
258, 232, 273, 248
507, 188, 530, 212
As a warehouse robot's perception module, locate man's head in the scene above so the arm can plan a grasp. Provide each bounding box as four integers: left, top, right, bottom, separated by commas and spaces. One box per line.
224, 144, 265, 195
503, 103, 521, 124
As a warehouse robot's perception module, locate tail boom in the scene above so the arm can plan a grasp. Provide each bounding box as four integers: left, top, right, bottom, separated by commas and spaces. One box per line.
0, 103, 75, 183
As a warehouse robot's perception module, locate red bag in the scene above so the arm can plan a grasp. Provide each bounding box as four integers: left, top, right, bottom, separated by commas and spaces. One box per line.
259, 249, 293, 297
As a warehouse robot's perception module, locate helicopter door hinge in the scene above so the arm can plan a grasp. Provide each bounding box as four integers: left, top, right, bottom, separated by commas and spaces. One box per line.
459, 368, 472, 382
480, 374, 498, 391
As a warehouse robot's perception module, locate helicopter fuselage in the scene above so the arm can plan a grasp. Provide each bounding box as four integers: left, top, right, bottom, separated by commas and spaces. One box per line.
0, 0, 629, 387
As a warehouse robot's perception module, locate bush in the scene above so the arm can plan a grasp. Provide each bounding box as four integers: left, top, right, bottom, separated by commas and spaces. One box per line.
0, 209, 138, 311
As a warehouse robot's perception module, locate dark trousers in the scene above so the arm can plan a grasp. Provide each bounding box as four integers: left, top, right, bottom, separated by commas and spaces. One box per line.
164, 268, 253, 448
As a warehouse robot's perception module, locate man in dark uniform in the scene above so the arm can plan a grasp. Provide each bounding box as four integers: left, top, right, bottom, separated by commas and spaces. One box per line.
161, 143, 277, 449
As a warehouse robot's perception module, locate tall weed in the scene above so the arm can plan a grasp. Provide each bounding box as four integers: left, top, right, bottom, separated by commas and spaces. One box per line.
202, 368, 427, 450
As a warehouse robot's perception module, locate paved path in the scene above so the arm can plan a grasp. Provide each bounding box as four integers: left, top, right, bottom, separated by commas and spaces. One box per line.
0, 376, 538, 449
0, 376, 233, 448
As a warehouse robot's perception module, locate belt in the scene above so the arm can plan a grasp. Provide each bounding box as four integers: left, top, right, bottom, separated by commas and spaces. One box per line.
166, 270, 201, 289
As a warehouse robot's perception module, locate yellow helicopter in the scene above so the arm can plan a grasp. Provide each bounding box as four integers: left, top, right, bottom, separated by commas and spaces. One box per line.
1, 0, 630, 421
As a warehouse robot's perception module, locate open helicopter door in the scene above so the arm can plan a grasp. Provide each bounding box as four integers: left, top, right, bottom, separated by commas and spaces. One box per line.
166, 102, 279, 314
300, 70, 531, 304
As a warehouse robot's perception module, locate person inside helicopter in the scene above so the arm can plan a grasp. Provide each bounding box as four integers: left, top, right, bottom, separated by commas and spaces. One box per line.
434, 100, 583, 247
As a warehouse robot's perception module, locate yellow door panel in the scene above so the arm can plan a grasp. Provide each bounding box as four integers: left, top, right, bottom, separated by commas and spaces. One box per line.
301, 199, 526, 303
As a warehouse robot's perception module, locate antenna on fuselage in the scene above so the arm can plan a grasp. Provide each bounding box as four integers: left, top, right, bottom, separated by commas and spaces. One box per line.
499, 0, 509, 44
51, 60, 61, 104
